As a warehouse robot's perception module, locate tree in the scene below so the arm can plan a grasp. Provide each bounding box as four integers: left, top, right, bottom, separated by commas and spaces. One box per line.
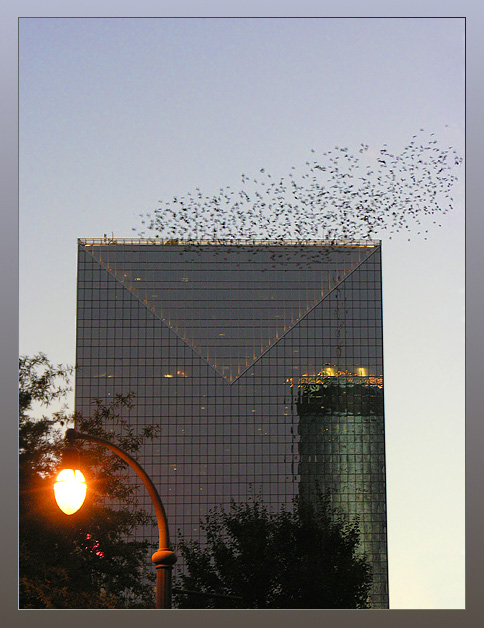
174, 493, 372, 609
19, 353, 158, 609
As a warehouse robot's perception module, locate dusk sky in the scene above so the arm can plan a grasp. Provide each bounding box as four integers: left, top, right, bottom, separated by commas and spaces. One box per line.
19, 17, 464, 609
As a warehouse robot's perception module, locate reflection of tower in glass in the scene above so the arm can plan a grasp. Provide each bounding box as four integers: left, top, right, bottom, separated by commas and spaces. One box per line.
296, 365, 388, 608
75, 238, 389, 608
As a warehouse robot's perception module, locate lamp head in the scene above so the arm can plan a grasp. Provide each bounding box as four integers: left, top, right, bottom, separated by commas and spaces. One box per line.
54, 434, 87, 515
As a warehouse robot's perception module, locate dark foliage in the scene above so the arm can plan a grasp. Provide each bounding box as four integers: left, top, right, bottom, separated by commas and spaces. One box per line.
175, 494, 372, 609
19, 353, 157, 608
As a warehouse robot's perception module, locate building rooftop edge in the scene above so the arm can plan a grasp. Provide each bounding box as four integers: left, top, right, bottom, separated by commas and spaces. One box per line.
78, 237, 381, 247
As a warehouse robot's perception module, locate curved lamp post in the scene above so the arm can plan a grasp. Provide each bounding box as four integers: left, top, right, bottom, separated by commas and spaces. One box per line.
54, 428, 177, 609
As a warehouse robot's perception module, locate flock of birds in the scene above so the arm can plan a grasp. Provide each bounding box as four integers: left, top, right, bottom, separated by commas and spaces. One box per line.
135, 128, 463, 245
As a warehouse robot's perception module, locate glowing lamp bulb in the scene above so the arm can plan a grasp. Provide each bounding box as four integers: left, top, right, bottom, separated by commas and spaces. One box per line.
54, 468, 87, 515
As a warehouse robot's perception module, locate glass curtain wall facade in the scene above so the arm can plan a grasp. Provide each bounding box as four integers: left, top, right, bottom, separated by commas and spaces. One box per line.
75, 238, 388, 608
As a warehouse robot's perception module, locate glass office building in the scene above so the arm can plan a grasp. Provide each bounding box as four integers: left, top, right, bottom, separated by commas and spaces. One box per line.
75, 238, 388, 608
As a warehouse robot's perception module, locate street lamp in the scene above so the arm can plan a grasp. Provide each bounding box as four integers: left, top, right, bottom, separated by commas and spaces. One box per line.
54, 428, 177, 609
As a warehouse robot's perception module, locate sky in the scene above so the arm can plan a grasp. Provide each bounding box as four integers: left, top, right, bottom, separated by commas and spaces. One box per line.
18, 17, 464, 609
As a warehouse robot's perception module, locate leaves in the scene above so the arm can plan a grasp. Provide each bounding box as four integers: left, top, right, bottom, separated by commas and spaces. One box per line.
19, 353, 157, 608
19, 353, 73, 416
175, 493, 372, 609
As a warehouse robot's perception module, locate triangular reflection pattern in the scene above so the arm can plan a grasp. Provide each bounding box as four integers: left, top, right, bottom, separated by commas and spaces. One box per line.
86, 242, 376, 382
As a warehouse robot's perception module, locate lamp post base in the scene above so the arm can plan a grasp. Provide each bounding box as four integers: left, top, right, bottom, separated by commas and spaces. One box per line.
152, 548, 177, 609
